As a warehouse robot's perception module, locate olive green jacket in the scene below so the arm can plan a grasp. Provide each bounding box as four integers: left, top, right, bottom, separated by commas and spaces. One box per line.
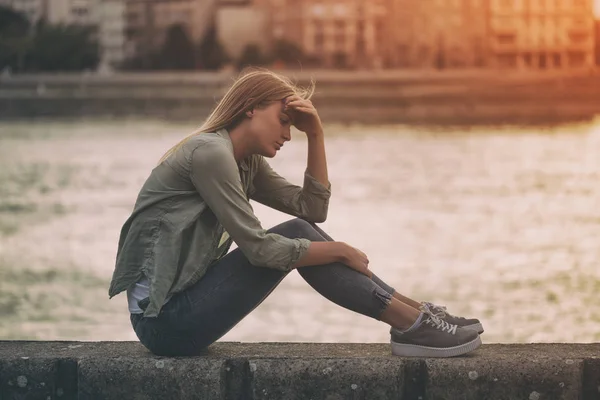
108, 129, 331, 317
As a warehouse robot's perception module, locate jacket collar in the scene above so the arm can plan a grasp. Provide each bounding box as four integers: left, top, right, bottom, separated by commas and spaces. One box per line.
216, 128, 249, 171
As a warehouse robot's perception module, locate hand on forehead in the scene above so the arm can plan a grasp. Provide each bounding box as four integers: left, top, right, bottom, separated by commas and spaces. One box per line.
281, 98, 295, 122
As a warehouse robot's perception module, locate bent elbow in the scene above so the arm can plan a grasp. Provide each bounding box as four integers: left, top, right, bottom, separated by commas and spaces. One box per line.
307, 208, 328, 223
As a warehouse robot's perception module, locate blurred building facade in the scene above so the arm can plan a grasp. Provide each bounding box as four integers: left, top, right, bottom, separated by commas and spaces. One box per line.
596, 18, 600, 66
248, 0, 595, 70
216, 0, 270, 61
387, 0, 490, 69
245, 0, 390, 69
488, 0, 596, 69
94, 0, 126, 70
3, 0, 596, 71
46, 0, 96, 25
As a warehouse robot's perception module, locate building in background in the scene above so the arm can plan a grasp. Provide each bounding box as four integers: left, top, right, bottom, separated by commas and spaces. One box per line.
48, 0, 125, 69
386, 0, 490, 69
46, 0, 96, 25
3, 0, 596, 71
247, 0, 390, 69
216, 0, 270, 62
488, 0, 595, 69
595, 18, 600, 66
94, 0, 126, 70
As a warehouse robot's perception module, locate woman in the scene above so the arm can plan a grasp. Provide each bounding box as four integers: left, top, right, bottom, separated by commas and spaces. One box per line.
108, 68, 483, 357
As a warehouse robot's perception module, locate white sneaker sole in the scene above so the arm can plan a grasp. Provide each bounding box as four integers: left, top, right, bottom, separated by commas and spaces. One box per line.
391, 335, 482, 358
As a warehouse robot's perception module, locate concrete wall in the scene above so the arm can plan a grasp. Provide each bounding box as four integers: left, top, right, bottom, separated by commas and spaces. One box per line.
0, 341, 599, 399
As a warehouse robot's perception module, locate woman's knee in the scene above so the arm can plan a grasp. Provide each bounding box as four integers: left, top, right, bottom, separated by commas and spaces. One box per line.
269, 218, 324, 241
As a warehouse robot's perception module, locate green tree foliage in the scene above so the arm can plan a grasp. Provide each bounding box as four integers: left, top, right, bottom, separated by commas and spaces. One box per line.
272, 39, 304, 67
0, 5, 100, 72
196, 25, 229, 70
0, 6, 32, 71
160, 24, 195, 70
237, 44, 268, 69
28, 23, 99, 71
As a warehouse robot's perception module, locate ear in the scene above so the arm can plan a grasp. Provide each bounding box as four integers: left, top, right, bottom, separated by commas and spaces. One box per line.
245, 109, 254, 118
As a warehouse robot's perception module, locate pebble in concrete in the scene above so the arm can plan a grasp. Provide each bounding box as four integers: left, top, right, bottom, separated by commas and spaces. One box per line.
1, 358, 58, 399
529, 391, 540, 400
16, 375, 27, 388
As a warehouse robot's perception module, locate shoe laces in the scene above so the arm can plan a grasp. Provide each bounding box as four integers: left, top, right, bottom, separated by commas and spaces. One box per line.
423, 302, 466, 322
420, 304, 458, 335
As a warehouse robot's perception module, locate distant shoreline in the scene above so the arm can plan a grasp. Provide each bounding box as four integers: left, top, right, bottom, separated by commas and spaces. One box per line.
2, 69, 599, 125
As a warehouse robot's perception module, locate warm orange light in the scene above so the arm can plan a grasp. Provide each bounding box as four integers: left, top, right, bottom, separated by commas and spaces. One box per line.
596, 0, 600, 17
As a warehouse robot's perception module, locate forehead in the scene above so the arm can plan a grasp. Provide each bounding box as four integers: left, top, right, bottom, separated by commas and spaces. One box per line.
266, 100, 288, 115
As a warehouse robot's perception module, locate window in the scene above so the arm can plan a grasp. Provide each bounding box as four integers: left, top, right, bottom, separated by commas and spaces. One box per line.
567, 51, 586, 66
569, 32, 589, 43
314, 21, 324, 51
497, 53, 518, 67
333, 20, 345, 49
497, 34, 517, 44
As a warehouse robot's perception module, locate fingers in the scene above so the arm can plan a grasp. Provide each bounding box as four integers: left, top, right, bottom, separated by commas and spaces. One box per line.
286, 99, 314, 110
290, 106, 315, 114
285, 95, 311, 104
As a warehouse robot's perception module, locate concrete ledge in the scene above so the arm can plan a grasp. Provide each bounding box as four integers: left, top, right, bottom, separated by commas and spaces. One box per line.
0, 342, 599, 399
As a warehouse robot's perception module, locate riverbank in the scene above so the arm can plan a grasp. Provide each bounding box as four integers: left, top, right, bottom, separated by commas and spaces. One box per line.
1, 341, 599, 399
1, 69, 600, 125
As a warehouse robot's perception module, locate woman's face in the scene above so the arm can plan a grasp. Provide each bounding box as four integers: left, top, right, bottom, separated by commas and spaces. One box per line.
247, 99, 293, 158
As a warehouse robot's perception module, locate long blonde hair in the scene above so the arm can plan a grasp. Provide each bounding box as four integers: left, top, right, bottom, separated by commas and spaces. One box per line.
159, 68, 315, 163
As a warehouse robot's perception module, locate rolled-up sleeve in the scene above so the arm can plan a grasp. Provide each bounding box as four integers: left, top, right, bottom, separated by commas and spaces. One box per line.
190, 142, 310, 271
250, 156, 331, 223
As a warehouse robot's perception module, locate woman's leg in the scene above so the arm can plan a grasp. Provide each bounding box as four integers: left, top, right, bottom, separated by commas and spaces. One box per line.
134, 218, 420, 356
309, 222, 423, 310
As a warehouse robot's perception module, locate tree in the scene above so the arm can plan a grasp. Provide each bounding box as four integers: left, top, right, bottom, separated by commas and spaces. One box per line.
160, 24, 195, 70
0, 6, 32, 71
196, 25, 229, 70
0, 6, 30, 37
237, 44, 268, 69
28, 24, 99, 71
0, 5, 100, 72
271, 39, 304, 67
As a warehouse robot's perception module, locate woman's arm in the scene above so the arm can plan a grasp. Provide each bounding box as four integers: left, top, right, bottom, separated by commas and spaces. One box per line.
306, 128, 328, 188
250, 157, 330, 223
285, 96, 329, 187
292, 241, 371, 277
249, 96, 331, 222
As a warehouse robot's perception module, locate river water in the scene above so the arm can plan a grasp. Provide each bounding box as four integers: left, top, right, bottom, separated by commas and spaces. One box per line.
1, 119, 599, 344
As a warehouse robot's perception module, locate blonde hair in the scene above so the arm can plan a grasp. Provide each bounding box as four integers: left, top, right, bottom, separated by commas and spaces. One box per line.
159, 68, 315, 163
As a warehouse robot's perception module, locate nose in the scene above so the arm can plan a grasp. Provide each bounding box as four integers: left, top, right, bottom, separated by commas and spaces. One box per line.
282, 127, 291, 142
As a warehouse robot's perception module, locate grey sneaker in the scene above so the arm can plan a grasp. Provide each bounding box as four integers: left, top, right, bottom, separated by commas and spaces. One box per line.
390, 308, 481, 358
422, 302, 484, 334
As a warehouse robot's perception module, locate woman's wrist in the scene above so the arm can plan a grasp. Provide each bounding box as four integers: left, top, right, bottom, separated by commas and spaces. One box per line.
305, 127, 324, 139
333, 242, 349, 263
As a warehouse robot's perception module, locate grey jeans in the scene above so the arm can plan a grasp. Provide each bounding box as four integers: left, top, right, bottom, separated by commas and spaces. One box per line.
131, 218, 396, 356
